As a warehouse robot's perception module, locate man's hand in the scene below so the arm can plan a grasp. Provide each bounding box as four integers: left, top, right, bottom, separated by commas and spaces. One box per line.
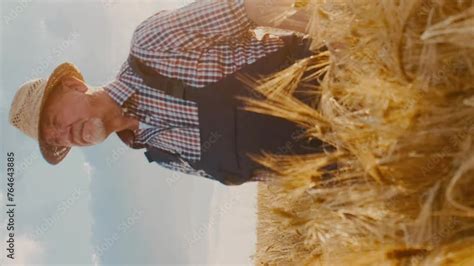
243, 0, 311, 33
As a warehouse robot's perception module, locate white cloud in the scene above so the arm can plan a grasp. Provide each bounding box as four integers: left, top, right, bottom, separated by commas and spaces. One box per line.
91, 251, 101, 266
84, 161, 94, 181
3, 234, 45, 266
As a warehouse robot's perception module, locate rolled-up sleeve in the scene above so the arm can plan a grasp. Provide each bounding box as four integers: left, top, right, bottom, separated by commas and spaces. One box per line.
133, 0, 256, 51
130, 0, 285, 88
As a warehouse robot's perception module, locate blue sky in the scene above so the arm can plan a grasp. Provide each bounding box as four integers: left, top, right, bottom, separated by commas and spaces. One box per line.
0, 1, 257, 265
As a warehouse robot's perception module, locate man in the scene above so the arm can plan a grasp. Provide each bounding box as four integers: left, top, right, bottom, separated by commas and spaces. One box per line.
9, 0, 323, 185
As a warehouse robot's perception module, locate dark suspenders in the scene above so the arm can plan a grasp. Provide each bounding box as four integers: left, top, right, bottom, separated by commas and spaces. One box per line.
127, 55, 186, 99
128, 56, 191, 165
143, 145, 184, 165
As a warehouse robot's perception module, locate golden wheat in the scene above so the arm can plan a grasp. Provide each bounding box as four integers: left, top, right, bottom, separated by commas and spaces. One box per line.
251, 0, 474, 265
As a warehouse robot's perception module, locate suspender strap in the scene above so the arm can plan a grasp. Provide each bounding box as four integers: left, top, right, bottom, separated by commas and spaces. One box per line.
127, 33, 311, 100
128, 56, 200, 167
144, 145, 183, 164
127, 55, 186, 99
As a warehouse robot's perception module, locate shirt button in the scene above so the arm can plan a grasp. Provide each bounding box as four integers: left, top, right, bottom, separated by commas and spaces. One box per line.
145, 116, 151, 123
122, 107, 128, 113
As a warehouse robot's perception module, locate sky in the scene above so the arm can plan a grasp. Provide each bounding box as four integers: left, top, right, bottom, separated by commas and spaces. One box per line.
0, 0, 257, 265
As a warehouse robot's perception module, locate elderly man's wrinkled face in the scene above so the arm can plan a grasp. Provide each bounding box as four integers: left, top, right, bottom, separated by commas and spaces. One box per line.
41, 77, 109, 147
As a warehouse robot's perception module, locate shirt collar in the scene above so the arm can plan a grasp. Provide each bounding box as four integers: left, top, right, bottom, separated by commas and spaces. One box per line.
102, 79, 136, 106
103, 79, 145, 149
116, 129, 146, 150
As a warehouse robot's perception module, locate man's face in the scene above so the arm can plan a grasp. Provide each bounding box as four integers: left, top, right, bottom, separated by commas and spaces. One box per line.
40, 77, 109, 147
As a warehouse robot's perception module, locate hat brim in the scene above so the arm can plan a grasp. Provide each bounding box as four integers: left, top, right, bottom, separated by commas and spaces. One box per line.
38, 63, 84, 165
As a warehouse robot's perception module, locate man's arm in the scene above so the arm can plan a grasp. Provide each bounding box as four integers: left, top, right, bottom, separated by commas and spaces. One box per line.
130, 0, 286, 88
133, 0, 257, 52
243, 0, 311, 33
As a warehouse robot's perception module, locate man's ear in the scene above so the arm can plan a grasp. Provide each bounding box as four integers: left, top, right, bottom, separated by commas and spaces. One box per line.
61, 76, 88, 93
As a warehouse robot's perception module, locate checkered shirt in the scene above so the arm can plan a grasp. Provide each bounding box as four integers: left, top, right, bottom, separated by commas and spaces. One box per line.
103, 0, 285, 178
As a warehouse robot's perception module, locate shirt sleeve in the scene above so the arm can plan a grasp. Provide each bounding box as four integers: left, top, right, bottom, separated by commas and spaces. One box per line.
103, 60, 138, 106
133, 0, 256, 51
130, 0, 285, 88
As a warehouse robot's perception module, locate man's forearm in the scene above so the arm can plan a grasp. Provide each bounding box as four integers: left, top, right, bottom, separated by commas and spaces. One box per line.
243, 0, 311, 33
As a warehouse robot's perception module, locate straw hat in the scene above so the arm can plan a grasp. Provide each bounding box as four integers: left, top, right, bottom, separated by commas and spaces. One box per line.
9, 63, 84, 165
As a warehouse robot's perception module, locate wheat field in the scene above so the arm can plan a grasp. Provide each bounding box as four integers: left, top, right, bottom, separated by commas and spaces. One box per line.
251, 0, 474, 265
